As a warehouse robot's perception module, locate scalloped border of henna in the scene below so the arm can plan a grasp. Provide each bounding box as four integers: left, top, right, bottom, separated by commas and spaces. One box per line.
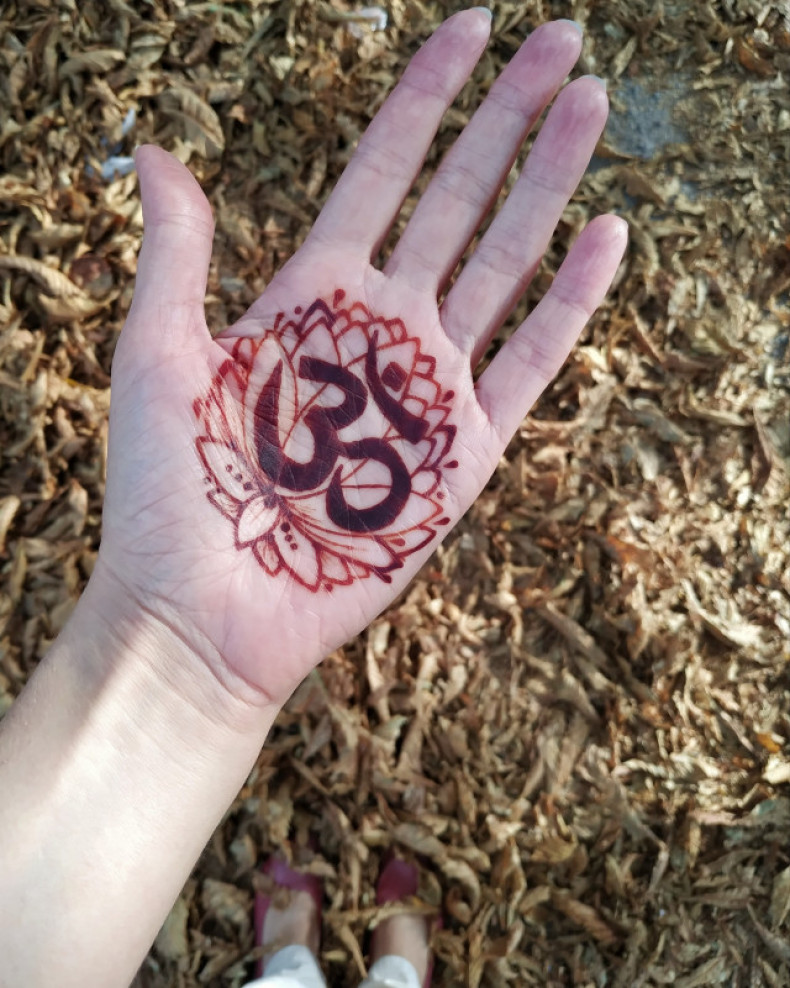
193, 292, 458, 593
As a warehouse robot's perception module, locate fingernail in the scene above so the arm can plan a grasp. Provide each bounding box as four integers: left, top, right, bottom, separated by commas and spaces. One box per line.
473, 6, 493, 20
558, 18, 584, 35
585, 75, 608, 90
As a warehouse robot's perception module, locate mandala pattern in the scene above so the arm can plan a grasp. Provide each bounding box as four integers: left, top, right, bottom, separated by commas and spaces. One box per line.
194, 291, 458, 592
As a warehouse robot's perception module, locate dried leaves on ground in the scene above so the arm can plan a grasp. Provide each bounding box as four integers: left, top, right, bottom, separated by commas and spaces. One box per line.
1, 0, 789, 985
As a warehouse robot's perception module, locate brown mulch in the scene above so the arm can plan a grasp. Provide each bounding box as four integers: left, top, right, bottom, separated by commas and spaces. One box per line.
1, 1, 789, 985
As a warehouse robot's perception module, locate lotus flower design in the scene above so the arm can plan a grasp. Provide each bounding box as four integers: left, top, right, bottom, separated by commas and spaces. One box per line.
194, 293, 457, 592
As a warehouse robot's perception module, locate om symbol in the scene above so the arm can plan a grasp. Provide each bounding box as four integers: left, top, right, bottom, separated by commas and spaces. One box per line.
194, 293, 457, 592
256, 333, 433, 532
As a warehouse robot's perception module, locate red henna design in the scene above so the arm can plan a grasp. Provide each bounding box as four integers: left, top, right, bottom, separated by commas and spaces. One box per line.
194, 293, 457, 592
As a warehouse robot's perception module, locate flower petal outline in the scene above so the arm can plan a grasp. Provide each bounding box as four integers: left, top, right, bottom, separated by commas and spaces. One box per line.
195, 295, 456, 591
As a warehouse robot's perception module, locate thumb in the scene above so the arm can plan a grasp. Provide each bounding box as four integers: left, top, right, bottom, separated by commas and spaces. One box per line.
125, 145, 215, 352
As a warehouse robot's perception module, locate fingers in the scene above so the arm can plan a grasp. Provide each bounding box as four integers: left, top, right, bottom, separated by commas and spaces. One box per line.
384, 20, 583, 293
124, 145, 214, 353
475, 214, 627, 441
305, 9, 492, 258
442, 75, 609, 363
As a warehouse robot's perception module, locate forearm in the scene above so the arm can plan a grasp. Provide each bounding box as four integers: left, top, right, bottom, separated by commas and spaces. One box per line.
0, 563, 277, 988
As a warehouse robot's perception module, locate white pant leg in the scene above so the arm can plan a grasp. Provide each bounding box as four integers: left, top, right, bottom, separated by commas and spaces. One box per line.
359, 954, 422, 988
242, 945, 328, 988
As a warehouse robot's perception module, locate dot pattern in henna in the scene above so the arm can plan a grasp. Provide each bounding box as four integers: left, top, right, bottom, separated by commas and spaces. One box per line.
193, 292, 457, 592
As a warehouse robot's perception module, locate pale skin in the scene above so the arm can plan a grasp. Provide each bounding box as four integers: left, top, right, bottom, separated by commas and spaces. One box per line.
0, 11, 627, 988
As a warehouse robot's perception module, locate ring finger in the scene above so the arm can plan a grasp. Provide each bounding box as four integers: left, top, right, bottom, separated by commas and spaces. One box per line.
441, 74, 609, 365
384, 20, 584, 294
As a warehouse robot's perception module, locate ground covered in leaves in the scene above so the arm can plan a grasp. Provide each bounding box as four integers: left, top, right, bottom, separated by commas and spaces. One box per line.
1, 0, 789, 985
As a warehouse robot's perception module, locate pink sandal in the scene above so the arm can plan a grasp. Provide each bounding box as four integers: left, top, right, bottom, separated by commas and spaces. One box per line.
375, 857, 435, 988
254, 856, 323, 979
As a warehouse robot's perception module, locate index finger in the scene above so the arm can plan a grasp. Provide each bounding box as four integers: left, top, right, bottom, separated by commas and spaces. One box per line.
305, 9, 492, 258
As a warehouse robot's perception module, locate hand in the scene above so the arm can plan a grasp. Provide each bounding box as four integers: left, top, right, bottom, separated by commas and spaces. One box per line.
103, 10, 626, 707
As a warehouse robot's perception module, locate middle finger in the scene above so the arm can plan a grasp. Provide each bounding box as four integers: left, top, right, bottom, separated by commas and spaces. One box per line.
383, 20, 583, 294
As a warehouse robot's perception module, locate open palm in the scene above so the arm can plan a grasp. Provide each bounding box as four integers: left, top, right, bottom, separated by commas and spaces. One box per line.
101, 11, 626, 706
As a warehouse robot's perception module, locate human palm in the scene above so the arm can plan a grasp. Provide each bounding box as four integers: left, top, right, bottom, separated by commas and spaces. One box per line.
101, 12, 626, 705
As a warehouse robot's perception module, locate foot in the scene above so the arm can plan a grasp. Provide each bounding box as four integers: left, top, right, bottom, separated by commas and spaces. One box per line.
261, 886, 321, 956
372, 858, 432, 986
255, 857, 322, 970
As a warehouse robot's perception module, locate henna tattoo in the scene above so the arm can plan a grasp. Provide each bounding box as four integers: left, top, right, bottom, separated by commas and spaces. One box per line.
194, 292, 457, 592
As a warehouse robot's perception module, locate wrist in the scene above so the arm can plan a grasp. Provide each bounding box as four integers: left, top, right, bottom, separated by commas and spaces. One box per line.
63, 556, 281, 799
0, 557, 278, 987
82, 552, 280, 727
